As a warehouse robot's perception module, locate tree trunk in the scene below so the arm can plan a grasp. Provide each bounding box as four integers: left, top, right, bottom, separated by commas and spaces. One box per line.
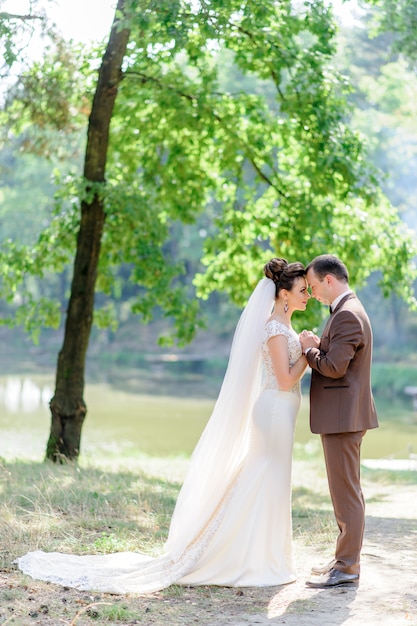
46, 0, 130, 462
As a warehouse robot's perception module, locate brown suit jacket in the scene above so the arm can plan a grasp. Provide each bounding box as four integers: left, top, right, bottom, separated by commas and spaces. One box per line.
306, 293, 378, 434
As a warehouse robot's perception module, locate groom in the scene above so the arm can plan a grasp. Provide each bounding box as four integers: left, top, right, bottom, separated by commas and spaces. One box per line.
300, 254, 378, 589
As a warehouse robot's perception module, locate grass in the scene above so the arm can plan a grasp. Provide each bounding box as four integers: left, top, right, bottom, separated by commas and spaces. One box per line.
1, 450, 416, 625
0, 458, 178, 570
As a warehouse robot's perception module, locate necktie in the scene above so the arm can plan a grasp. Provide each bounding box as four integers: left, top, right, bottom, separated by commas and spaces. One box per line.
329, 305, 333, 314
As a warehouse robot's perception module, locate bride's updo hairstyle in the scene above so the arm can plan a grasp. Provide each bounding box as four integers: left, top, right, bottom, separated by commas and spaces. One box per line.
264, 257, 306, 298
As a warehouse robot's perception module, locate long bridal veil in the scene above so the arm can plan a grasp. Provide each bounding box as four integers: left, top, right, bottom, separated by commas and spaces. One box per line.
166, 277, 275, 550
16, 278, 276, 594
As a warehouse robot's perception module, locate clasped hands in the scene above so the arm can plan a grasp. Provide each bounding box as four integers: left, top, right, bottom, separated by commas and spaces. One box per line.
299, 329, 320, 354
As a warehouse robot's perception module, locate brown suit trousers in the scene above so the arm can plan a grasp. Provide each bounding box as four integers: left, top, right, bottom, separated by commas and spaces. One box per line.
321, 430, 365, 575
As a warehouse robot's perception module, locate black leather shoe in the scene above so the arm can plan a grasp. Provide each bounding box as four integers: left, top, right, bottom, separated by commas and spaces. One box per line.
310, 559, 336, 575
306, 568, 359, 589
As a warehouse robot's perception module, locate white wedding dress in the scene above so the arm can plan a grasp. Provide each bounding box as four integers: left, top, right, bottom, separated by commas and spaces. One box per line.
16, 280, 302, 594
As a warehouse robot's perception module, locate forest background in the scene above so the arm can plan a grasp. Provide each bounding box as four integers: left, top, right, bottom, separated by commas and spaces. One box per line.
1, 0, 417, 461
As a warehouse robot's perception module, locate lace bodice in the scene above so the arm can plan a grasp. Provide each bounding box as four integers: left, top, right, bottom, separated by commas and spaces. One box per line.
261, 320, 302, 396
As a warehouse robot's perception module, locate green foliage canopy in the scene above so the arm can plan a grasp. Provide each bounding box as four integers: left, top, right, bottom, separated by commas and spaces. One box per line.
0, 0, 416, 344
366, 0, 417, 62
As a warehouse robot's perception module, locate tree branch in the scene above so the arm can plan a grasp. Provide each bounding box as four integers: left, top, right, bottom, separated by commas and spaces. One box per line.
0, 12, 43, 22
125, 70, 285, 196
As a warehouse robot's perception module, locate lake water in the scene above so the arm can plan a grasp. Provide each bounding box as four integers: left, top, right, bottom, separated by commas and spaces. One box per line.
0, 374, 416, 463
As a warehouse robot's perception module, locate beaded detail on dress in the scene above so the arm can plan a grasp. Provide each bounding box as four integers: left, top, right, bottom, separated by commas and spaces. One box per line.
261, 320, 302, 396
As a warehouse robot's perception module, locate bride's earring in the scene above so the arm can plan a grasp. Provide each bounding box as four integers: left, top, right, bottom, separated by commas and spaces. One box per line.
284, 300, 289, 313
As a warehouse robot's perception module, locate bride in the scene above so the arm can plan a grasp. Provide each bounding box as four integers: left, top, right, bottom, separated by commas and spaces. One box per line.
16, 258, 310, 594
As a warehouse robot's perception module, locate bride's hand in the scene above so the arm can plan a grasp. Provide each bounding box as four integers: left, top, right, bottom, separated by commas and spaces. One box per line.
299, 330, 320, 350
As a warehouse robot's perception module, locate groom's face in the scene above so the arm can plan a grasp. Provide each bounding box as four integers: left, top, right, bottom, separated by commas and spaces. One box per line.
306, 269, 332, 305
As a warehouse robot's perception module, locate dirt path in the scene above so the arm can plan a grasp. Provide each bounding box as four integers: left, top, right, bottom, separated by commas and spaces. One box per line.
238, 482, 417, 626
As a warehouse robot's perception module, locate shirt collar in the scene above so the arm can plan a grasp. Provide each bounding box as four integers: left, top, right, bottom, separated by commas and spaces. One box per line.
331, 290, 352, 312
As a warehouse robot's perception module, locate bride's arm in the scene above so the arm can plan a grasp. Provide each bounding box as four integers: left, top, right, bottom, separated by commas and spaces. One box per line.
268, 335, 308, 391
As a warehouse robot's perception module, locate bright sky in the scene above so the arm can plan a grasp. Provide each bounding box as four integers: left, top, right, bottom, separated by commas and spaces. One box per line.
2, 0, 115, 43
47, 0, 116, 42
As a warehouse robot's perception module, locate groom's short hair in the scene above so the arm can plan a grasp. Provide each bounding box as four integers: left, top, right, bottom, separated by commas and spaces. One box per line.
306, 255, 349, 283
